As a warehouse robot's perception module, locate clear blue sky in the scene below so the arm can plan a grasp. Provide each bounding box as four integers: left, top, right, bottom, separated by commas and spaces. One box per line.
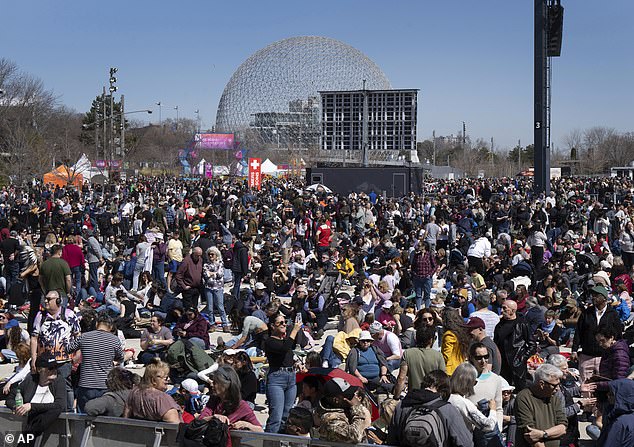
3, 0, 633, 151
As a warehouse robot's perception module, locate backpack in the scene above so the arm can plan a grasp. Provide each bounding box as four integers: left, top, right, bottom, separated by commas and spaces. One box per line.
399, 399, 448, 447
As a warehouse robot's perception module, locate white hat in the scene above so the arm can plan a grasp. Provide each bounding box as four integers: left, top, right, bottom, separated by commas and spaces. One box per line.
500, 377, 515, 392
369, 321, 383, 334
382, 300, 393, 309
255, 282, 266, 290
180, 378, 200, 394
358, 330, 373, 341
223, 348, 246, 356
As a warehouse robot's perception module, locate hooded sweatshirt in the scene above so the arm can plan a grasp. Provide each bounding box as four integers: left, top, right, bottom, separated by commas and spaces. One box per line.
597, 379, 634, 447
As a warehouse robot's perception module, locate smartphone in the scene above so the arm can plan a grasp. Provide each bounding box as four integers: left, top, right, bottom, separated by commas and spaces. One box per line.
295, 313, 303, 324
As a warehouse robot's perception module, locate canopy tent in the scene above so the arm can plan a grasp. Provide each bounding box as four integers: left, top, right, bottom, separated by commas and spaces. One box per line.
261, 158, 278, 175
43, 165, 83, 188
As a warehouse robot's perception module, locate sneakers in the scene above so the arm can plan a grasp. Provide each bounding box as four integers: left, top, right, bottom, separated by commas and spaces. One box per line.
222, 325, 231, 333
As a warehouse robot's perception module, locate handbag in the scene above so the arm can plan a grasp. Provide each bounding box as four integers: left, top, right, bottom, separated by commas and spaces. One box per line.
180, 417, 230, 447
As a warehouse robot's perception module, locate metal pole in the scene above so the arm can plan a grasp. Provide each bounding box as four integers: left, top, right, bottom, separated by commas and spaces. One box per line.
534, 0, 550, 195
362, 85, 369, 167
110, 91, 114, 164
102, 87, 107, 163
94, 97, 99, 162
121, 94, 125, 166
518, 139, 521, 172
432, 130, 436, 166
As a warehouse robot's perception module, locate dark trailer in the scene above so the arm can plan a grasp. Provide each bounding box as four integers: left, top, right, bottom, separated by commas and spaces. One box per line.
306, 166, 427, 197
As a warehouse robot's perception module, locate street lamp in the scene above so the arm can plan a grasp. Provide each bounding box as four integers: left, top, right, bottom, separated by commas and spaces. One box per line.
156, 101, 162, 128
174, 105, 179, 130
82, 109, 153, 129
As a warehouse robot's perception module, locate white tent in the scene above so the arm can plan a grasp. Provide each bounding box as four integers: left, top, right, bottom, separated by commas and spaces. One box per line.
261, 158, 278, 174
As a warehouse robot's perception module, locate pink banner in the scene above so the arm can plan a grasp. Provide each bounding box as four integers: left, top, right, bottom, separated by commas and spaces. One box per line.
194, 133, 235, 149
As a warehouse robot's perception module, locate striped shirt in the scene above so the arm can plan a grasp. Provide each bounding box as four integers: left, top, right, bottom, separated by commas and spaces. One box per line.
68, 330, 124, 389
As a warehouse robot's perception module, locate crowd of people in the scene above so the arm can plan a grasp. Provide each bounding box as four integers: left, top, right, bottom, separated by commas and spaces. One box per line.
0, 174, 633, 446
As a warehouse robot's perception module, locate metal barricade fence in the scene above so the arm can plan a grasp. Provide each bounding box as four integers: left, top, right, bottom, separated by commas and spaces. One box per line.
0, 409, 389, 447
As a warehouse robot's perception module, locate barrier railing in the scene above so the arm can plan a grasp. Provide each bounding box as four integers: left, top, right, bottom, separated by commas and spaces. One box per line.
0, 409, 386, 447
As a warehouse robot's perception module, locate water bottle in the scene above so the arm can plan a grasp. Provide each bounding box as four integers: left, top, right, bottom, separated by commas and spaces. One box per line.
15, 389, 23, 408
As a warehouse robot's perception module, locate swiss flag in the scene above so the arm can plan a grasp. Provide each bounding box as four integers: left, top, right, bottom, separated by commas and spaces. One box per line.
248, 158, 262, 190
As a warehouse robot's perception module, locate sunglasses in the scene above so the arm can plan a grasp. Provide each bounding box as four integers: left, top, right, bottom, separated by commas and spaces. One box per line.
542, 380, 560, 388
274, 321, 286, 327
474, 355, 489, 361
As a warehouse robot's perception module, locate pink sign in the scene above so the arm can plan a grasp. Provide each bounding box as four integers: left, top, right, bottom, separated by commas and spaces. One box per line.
194, 133, 235, 149
248, 158, 261, 190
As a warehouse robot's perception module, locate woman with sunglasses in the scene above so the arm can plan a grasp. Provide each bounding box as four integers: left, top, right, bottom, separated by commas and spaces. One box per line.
263, 312, 302, 433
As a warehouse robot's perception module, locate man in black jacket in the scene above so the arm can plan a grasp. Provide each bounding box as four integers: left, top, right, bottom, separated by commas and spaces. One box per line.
571, 285, 622, 384
494, 299, 537, 392
231, 235, 250, 299
6, 352, 65, 442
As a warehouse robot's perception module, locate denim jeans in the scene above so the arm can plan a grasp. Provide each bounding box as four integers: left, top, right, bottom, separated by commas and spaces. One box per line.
387, 358, 401, 372
71, 266, 83, 294
205, 288, 228, 326
413, 276, 432, 310
96, 304, 120, 316
4, 261, 19, 293
232, 273, 244, 299
265, 369, 297, 433
76, 387, 106, 413
152, 261, 167, 289
88, 262, 100, 292
320, 335, 342, 368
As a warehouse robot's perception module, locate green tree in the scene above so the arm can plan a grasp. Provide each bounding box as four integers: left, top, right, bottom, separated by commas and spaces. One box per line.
79, 94, 123, 160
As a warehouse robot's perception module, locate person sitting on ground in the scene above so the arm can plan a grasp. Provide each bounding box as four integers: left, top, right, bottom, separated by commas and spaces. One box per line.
84, 367, 140, 417
197, 365, 263, 432
346, 330, 391, 394
123, 358, 182, 423
369, 321, 403, 372
172, 307, 210, 350
138, 314, 174, 365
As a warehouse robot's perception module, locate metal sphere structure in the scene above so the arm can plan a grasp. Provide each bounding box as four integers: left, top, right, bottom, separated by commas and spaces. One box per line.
215, 36, 391, 149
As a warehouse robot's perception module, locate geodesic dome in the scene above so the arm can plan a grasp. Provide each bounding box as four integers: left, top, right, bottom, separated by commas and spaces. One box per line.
215, 36, 391, 148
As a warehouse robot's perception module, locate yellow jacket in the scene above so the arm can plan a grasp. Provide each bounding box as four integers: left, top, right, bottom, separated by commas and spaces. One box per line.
441, 330, 465, 375
336, 258, 355, 277
333, 328, 361, 359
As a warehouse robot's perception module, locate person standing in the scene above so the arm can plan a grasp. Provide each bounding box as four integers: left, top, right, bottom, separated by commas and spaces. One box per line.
571, 285, 622, 384
67, 313, 124, 412
467, 232, 492, 276
167, 231, 184, 293
0, 229, 21, 292
30, 290, 81, 410
61, 235, 85, 296
151, 235, 168, 289
493, 300, 536, 391
85, 229, 104, 294
263, 313, 302, 433
514, 364, 567, 447
175, 247, 204, 309
231, 235, 250, 299
464, 317, 502, 375
38, 244, 72, 307
410, 240, 436, 310
203, 247, 230, 332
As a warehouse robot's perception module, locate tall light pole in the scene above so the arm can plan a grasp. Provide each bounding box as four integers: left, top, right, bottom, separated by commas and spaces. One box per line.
174, 105, 179, 130
195, 109, 200, 132
156, 102, 162, 129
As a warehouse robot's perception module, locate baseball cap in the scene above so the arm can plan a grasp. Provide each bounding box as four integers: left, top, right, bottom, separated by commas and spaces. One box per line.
351, 295, 365, 306
323, 377, 359, 399
590, 284, 609, 298
382, 300, 393, 310
368, 321, 383, 334
462, 317, 486, 330
358, 330, 373, 341
35, 352, 58, 369
255, 282, 266, 290
180, 378, 200, 394
192, 225, 201, 231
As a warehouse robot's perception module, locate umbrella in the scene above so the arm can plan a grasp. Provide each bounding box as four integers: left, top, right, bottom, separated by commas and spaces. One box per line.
305, 183, 332, 193
296, 367, 379, 420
